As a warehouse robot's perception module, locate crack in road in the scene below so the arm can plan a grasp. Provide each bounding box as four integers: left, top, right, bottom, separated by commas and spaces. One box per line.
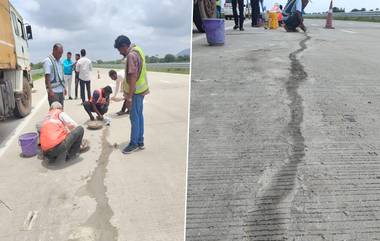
245, 34, 311, 240
70, 127, 118, 241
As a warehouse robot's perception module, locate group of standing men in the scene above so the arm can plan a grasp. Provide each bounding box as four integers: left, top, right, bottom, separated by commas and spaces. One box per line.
40, 35, 149, 163
230, 0, 307, 32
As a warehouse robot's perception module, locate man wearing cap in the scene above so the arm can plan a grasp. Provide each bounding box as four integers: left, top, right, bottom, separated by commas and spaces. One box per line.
114, 35, 149, 154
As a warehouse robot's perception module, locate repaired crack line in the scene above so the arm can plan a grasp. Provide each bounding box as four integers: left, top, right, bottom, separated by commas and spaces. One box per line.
244, 34, 311, 239
70, 127, 118, 241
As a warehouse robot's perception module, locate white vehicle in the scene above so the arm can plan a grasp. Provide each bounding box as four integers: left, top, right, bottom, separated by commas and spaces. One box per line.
0, 0, 33, 119
224, 0, 251, 20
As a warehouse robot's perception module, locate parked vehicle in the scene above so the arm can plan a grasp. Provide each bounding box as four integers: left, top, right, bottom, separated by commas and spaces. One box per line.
0, 0, 33, 119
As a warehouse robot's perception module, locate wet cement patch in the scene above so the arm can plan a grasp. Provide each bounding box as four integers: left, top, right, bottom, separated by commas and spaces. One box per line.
69, 127, 118, 241
244, 35, 311, 240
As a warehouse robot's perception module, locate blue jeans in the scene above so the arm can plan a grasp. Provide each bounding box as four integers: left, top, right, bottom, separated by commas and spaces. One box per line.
130, 94, 144, 145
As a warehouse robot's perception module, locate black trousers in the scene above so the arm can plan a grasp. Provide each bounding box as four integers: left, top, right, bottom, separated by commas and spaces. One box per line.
251, 0, 260, 26
284, 14, 301, 31
83, 101, 108, 119
80, 79, 91, 103
48, 92, 64, 107
232, 0, 244, 28
44, 126, 84, 162
75, 75, 80, 99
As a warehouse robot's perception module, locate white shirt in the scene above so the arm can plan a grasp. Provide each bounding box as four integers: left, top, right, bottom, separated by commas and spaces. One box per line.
75, 57, 92, 81
295, 0, 302, 12
59, 112, 78, 129
43, 56, 65, 93
113, 71, 125, 97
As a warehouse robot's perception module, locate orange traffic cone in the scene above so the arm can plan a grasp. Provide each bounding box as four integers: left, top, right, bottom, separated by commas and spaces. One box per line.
325, 0, 334, 29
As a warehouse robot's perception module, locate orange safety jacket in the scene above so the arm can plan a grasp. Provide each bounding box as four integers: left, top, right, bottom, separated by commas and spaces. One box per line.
40, 109, 69, 151
90, 88, 107, 105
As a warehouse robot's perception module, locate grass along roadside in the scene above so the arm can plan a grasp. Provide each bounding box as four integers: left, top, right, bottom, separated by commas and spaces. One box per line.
32, 72, 44, 80
93, 64, 189, 75
31, 64, 189, 81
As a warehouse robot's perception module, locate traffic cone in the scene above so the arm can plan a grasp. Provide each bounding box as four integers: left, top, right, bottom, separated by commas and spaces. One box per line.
325, 0, 335, 29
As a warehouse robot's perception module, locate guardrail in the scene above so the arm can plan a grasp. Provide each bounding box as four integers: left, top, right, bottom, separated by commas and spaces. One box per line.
307, 11, 380, 17
32, 62, 191, 76
93, 62, 190, 69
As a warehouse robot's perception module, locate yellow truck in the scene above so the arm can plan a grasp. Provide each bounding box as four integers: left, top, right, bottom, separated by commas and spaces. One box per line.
0, 0, 33, 119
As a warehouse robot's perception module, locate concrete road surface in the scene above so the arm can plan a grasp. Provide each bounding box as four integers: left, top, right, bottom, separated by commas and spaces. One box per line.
0, 69, 189, 241
187, 19, 380, 240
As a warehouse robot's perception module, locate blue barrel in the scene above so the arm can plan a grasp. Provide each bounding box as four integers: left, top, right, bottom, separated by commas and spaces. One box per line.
19, 132, 38, 157
203, 19, 225, 45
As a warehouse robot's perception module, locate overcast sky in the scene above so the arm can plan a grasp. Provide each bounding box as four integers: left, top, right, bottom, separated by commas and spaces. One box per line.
222, 0, 380, 13
10, 0, 192, 63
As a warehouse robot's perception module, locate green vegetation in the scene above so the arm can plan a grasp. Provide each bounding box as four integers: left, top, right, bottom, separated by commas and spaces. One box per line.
93, 64, 189, 75
305, 15, 380, 23
32, 73, 44, 80
147, 67, 189, 75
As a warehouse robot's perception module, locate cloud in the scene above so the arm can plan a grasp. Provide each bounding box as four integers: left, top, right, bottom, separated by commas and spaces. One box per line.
9, 0, 192, 62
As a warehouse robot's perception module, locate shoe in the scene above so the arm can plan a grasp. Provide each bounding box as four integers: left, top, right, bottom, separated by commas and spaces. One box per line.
233, 25, 239, 30
116, 110, 128, 116
138, 143, 145, 150
240, 27, 245, 31
122, 143, 139, 154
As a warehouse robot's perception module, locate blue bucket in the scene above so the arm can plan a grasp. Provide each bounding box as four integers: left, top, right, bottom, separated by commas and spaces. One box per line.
19, 132, 38, 157
203, 19, 225, 45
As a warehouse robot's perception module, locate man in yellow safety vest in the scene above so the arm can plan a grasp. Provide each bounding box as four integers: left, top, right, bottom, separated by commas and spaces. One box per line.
114, 35, 150, 154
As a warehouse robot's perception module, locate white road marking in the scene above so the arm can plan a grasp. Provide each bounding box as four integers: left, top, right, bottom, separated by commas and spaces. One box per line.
23, 211, 38, 231
0, 94, 47, 158
341, 29, 356, 34
192, 25, 234, 42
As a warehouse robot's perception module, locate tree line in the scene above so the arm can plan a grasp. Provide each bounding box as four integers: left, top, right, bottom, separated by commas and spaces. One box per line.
31, 54, 190, 70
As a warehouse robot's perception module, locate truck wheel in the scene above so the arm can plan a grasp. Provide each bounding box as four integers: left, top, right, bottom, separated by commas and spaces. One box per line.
193, 0, 216, 33
14, 77, 32, 118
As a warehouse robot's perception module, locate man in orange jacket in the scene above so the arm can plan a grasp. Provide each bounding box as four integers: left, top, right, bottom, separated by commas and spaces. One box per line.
39, 101, 84, 162
83, 85, 113, 121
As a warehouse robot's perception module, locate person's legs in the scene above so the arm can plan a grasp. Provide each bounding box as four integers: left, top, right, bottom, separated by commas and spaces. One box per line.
98, 105, 108, 115
75, 77, 79, 99
238, 0, 244, 29
251, 0, 260, 26
66, 75, 72, 98
80, 79, 85, 103
44, 141, 67, 162
83, 101, 95, 120
138, 95, 144, 146
232, 0, 239, 28
56, 92, 65, 107
284, 14, 301, 32
216, 6, 221, 18
129, 95, 140, 146
85, 81, 91, 101
65, 126, 84, 160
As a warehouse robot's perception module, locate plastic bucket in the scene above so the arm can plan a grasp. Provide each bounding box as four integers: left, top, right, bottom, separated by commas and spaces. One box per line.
203, 19, 225, 45
19, 132, 38, 157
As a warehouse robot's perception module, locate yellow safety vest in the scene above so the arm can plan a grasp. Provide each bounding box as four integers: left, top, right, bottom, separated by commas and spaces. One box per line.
124, 45, 149, 95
